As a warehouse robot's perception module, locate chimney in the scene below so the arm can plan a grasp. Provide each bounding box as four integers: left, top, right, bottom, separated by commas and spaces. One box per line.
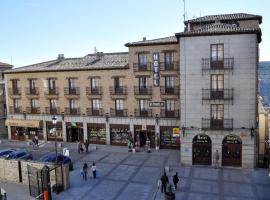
96, 52, 104, 59
143, 37, 146, 41
58, 54, 65, 60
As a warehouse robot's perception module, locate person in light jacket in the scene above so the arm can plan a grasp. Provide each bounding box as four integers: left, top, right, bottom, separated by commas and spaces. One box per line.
91, 162, 97, 179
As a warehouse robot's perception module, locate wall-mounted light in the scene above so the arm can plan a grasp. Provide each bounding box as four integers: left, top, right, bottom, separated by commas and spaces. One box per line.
61, 112, 65, 121
182, 125, 186, 137
105, 113, 109, 123
23, 111, 26, 119
155, 114, 159, 125
251, 126, 255, 139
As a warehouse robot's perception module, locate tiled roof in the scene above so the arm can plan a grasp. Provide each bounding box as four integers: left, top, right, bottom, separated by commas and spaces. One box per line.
0, 62, 12, 67
185, 13, 262, 24
5, 52, 129, 73
176, 22, 260, 37
125, 36, 178, 47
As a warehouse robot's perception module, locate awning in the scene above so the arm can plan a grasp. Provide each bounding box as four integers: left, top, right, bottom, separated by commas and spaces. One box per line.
5, 119, 43, 128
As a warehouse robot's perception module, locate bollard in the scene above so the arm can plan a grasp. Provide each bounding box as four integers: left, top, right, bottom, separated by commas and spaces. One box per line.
44, 190, 49, 200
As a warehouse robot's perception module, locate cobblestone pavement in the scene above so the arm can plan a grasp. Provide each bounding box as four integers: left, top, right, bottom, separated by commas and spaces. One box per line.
0, 140, 269, 200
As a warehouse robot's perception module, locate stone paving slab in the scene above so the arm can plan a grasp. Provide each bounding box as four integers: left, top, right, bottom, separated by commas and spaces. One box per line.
190, 179, 219, 194
132, 166, 162, 184
223, 182, 255, 198
193, 167, 220, 181
122, 154, 148, 166
100, 152, 129, 163
116, 183, 152, 200
107, 165, 138, 181
223, 169, 252, 183
224, 197, 256, 200
187, 193, 219, 200
170, 166, 191, 178
167, 153, 180, 166
81, 151, 109, 162
251, 169, 270, 185
143, 155, 166, 167
255, 185, 270, 199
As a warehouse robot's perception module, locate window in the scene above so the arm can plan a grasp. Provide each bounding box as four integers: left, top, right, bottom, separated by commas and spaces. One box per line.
138, 53, 147, 66
114, 77, 122, 89
166, 100, 175, 111
165, 76, 174, 88
164, 52, 173, 65
31, 99, 38, 108
48, 78, 56, 90
69, 99, 77, 109
13, 99, 19, 109
211, 104, 224, 120
29, 79, 36, 90
50, 99, 57, 109
68, 78, 76, 89
92, 99, 100, 110
139, 99, 148, 111
211, 44, 224, 61
115, 99, 123, 111
211, 75, 224, 91
91, 78, 99, 90
11, 79, 19, 94
139, 77, 147, 89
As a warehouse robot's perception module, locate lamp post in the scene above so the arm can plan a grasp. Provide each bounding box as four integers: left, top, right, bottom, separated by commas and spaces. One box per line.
52, 116, 58, 164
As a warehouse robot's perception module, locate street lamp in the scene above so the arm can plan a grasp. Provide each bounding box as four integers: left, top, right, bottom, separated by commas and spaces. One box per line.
52, 116, 58, 164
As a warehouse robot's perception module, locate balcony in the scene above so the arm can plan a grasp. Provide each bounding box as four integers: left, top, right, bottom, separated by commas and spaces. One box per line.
202, 89, 234, 100
26, 107, 40, 114
109, 86, 127, 99
134, 109, 153, 118
8, 88, 21, 98
86, 87, 103, 99
202, 58, 234, 71
160, 86, 180, 96
133, 63, 151, 72
134, 86, 152, 97
45, 107, 60, 115
9, 106, 22, 114
64, 107, 81, 115
44, 88, 59, 98
86, 108, 104, 116
202, 118, 233, 130
25, 87, 39, 96
64, 87, 80, 98
110, 108, 128, 117
160, 109, 180, 118
160, 61, 179, 72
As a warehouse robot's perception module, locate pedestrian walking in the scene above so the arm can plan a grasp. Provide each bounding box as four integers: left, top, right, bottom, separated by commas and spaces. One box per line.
214, 150, 220, 168
91, 162, 97, 179
84, 139, 89, 153
160, 172, 169, 193
82, 162, 88, 180
34, 135, 38, 145
78, 141, 83, 154
173, 172, 179, 190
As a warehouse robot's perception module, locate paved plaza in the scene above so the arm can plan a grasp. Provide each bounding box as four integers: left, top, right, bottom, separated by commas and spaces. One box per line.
0, 142, 270, 200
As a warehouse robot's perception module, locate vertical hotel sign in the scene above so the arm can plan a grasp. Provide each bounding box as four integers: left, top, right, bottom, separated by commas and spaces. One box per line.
153, 53, 160, 86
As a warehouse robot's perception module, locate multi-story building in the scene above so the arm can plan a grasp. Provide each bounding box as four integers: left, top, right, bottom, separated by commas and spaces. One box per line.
0, 62, 13, 138
4, 41, 180, 149
177, 13, 262, 168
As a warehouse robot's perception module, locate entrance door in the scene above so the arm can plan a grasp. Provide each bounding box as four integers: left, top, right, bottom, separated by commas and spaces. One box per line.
222, 135, 242, 167
134, 131, 146, 147
192, 135, 212, 165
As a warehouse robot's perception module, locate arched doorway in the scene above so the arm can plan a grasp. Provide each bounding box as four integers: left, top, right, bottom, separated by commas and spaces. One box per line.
222, 135, 242, 167
192, 134, 212, 165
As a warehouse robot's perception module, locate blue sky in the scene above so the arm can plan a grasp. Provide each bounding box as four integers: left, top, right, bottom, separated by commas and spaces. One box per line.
0, 0, 269, 67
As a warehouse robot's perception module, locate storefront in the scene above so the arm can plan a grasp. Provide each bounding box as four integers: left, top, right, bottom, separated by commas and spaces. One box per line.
46, 121, 63, 142
192, 134, 212, 165
160, 126, 180, 149
6, 119, 43, 141
66, 122, 83, 142
134, 125, 155, 148
87, 123, 106, 144
222, 134, 242, 167
110, 124, 131, 146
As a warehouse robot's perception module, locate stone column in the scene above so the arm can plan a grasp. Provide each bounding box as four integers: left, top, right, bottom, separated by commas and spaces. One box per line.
43, 120, 47, 141
7, 126, 11, 140
106, 121, 110, 145
62, 121, 67, 142
83, 121, 87, 141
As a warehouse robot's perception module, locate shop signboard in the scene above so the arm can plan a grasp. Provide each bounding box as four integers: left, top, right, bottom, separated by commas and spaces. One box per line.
153, 53, 160, 87
149, 101, 165, 107
173, 128, 180, 137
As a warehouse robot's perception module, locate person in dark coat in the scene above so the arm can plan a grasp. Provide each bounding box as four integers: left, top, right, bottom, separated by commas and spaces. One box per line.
84, 139, 89, 153
173, 172, 179, 190
82, 162, 88, 180
160, 172, 169, 193
78, 141, 83, 154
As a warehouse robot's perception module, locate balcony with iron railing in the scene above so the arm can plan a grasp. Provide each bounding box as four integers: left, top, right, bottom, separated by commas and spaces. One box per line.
202, 118, 233, 130
64, 107, 81, 115
202, 89, 234, 100
160, 86, 180, 96
110, 108, 128, 117
202, 58, 234, 71
133, 62, 151, 72
134, 109, 153, 118
86, 108, 104, 116
160, 109, 180, 118
64, 87, 80, 97
8, 88, 21, 97
86, 87, 103, 99
44, 87, 59, 97
134, 86, 152, 96
160, 61, 179, 72
45, 107, 60, 115
25, 87, 39, 96
9, 106, 22, 114
109, 86, 127, 98
26, 107, 40, 114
